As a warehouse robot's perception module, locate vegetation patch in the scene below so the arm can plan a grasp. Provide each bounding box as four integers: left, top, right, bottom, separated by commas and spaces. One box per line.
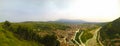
81, 31, 93, 43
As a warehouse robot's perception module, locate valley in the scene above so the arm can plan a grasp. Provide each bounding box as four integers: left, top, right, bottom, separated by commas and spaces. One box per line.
1, 0, 119, 46
0, 17, 120, 46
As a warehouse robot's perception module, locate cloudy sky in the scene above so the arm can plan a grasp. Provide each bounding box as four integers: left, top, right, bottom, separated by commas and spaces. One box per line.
0, 0, 120, 22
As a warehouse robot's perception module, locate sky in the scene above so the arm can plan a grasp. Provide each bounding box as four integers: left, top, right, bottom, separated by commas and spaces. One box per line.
0, 0, 120, 22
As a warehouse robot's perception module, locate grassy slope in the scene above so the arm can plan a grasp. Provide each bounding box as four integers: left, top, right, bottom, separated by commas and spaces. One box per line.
0, 25, 43, 46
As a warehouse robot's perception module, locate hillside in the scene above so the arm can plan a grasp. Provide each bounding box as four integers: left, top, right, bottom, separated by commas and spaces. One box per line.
0, 21, 72, 46
0, 24, 43, 46
99, 17, 120, 46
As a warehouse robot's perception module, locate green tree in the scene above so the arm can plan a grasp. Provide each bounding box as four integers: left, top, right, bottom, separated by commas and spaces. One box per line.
2, 20, 11, 29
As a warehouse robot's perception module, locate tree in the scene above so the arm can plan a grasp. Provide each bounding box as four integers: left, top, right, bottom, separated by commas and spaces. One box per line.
2, 20, 11, 29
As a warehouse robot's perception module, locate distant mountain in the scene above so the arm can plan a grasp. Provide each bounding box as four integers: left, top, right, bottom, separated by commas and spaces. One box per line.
99, 17, 120, 46
21, 19, 106, 24
54, 19, 88, 24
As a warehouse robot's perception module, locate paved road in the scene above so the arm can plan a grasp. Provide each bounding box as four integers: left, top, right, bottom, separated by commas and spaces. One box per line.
73, 29, 81, 46
97, 29, 104, 46
72, 28, 103, 46
79, 31, 85, 46
85, 28, 102, 46
73, 29, 85, 46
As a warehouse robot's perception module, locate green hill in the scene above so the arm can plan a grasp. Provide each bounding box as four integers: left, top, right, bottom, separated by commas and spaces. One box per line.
99, 17, 120, 46
0, 25, 43, 46
0, 21, 70, 46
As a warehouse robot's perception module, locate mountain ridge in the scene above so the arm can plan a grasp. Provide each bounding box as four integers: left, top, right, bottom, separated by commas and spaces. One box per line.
55, 19, 87, 24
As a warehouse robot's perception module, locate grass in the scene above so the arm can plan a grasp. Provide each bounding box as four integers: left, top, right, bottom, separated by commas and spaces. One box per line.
0, 26, 43, 46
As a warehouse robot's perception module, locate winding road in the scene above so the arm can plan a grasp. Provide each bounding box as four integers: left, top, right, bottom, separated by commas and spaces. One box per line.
72, 27, 103, 46
72, 29, 81, 46
79, 31, 85, 46
72, 29, 85, 46
85, 28, 102, 46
